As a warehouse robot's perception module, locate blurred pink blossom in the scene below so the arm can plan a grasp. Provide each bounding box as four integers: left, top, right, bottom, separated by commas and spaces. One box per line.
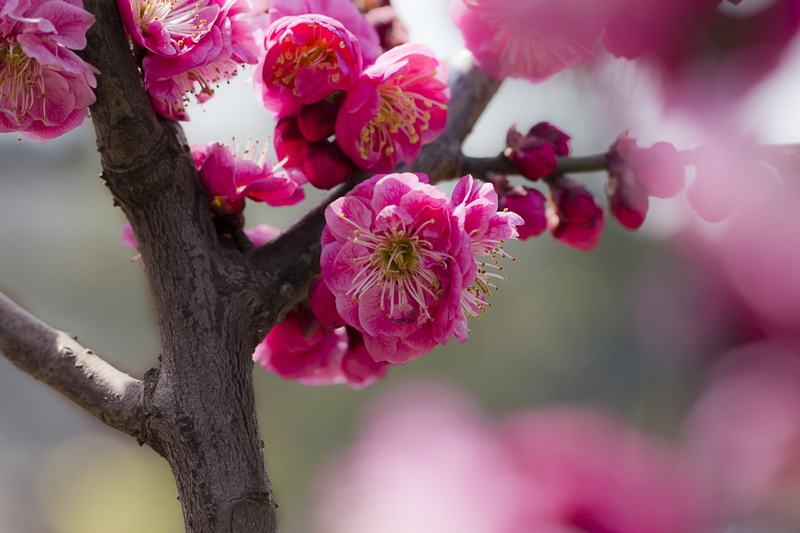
313, 382, 714, 533
450, 0, 605, 82
684, 343, 800, 520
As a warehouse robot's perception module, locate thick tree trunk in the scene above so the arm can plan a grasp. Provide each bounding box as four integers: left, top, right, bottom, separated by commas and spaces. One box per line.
80, 1, 277, 530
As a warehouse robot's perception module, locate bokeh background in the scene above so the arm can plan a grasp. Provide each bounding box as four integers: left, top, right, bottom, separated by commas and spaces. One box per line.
2, 0, 800, 531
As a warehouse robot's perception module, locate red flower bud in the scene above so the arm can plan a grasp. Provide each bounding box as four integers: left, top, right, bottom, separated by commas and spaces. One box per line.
304, 141, 354, 189
499, 185, 547, 240
298, 99, 339, 142
606, 170, 649, 230
274, 117, 310, 168
547, 176, 604, 250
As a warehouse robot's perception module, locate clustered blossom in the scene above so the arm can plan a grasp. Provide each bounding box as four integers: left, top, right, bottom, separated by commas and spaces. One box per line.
0, 0, 98, 141
117, 0, 259, 120
317, 172, 520, 366
254, 0, 450, 184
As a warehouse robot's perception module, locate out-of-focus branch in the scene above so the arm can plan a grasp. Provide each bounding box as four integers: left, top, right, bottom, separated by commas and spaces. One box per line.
0, 292, 143, 437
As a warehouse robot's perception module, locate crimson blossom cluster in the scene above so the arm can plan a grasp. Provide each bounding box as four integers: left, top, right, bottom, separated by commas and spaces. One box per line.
256, 6, 450, 187
252, 173, 522, 387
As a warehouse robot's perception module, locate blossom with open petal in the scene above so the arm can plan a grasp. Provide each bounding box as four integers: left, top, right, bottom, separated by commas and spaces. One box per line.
192, 141, 306, 214
270, 0, 381, 65
450, 0, 605, 82
0, 0, 98, 141
452, 176, 521, 326
261, 14, 362, 105
143, 6, 259, 120
335, 43, 449, 172
321, 173, 517, 363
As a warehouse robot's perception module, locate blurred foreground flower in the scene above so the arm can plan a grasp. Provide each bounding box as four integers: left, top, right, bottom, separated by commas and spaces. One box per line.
313, 382, 713, 533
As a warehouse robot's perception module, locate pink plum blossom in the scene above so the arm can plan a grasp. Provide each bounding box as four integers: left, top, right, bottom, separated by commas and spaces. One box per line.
142, 4, 259, 121
260, 14, 362, 105
269, 0, 381, 65
117, 0, 224, 58
312, 383, 527, 533
320, 173, 518, 364
252, 303, 389, 388
335, 43, 449, 173
450, 0, 606, 82
0, 0, 98, 141
192, 141, 306, 214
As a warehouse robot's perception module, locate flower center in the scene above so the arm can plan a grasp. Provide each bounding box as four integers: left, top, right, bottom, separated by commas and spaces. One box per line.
0, 42, 46, 123
342, 217, 448, 323
273, 29, 339, 95
135, 0, 212, 42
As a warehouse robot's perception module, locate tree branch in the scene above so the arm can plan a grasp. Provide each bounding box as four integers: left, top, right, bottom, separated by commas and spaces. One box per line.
0, 291, 143, 437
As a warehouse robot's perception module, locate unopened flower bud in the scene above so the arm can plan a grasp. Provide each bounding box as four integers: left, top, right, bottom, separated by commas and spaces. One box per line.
274, 117, 311, 168
304, 141, 354, 189
547, 175, 604, 250
499, 185, 547, 240
505, 123, 570, 181
606, 171, 649, 230
527, 122, 571, 156
298, 99, 339, 142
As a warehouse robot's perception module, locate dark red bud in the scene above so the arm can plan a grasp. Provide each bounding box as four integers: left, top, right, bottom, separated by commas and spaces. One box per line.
527, 122, 571, 156
549, 176, 598, 224
607, 173, 649, 230
274, 117, 310, 168
304, 141, 354, 189
298, 99, 339, 142
502, 186, 547, 240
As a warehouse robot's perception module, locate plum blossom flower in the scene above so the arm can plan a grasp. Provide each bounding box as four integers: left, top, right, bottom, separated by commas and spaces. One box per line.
192, 140, 306, 215
142, 3, 259, 120
260, 14, 362, 105
269, 0, 381, 65
452, 176, 522, 323
253, 302, 389, 388
0, 0, 98, 141
335, 43, 449, 173
321, 173, 518, 364
450, 0, 606, 82
117, 0, 223, 57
